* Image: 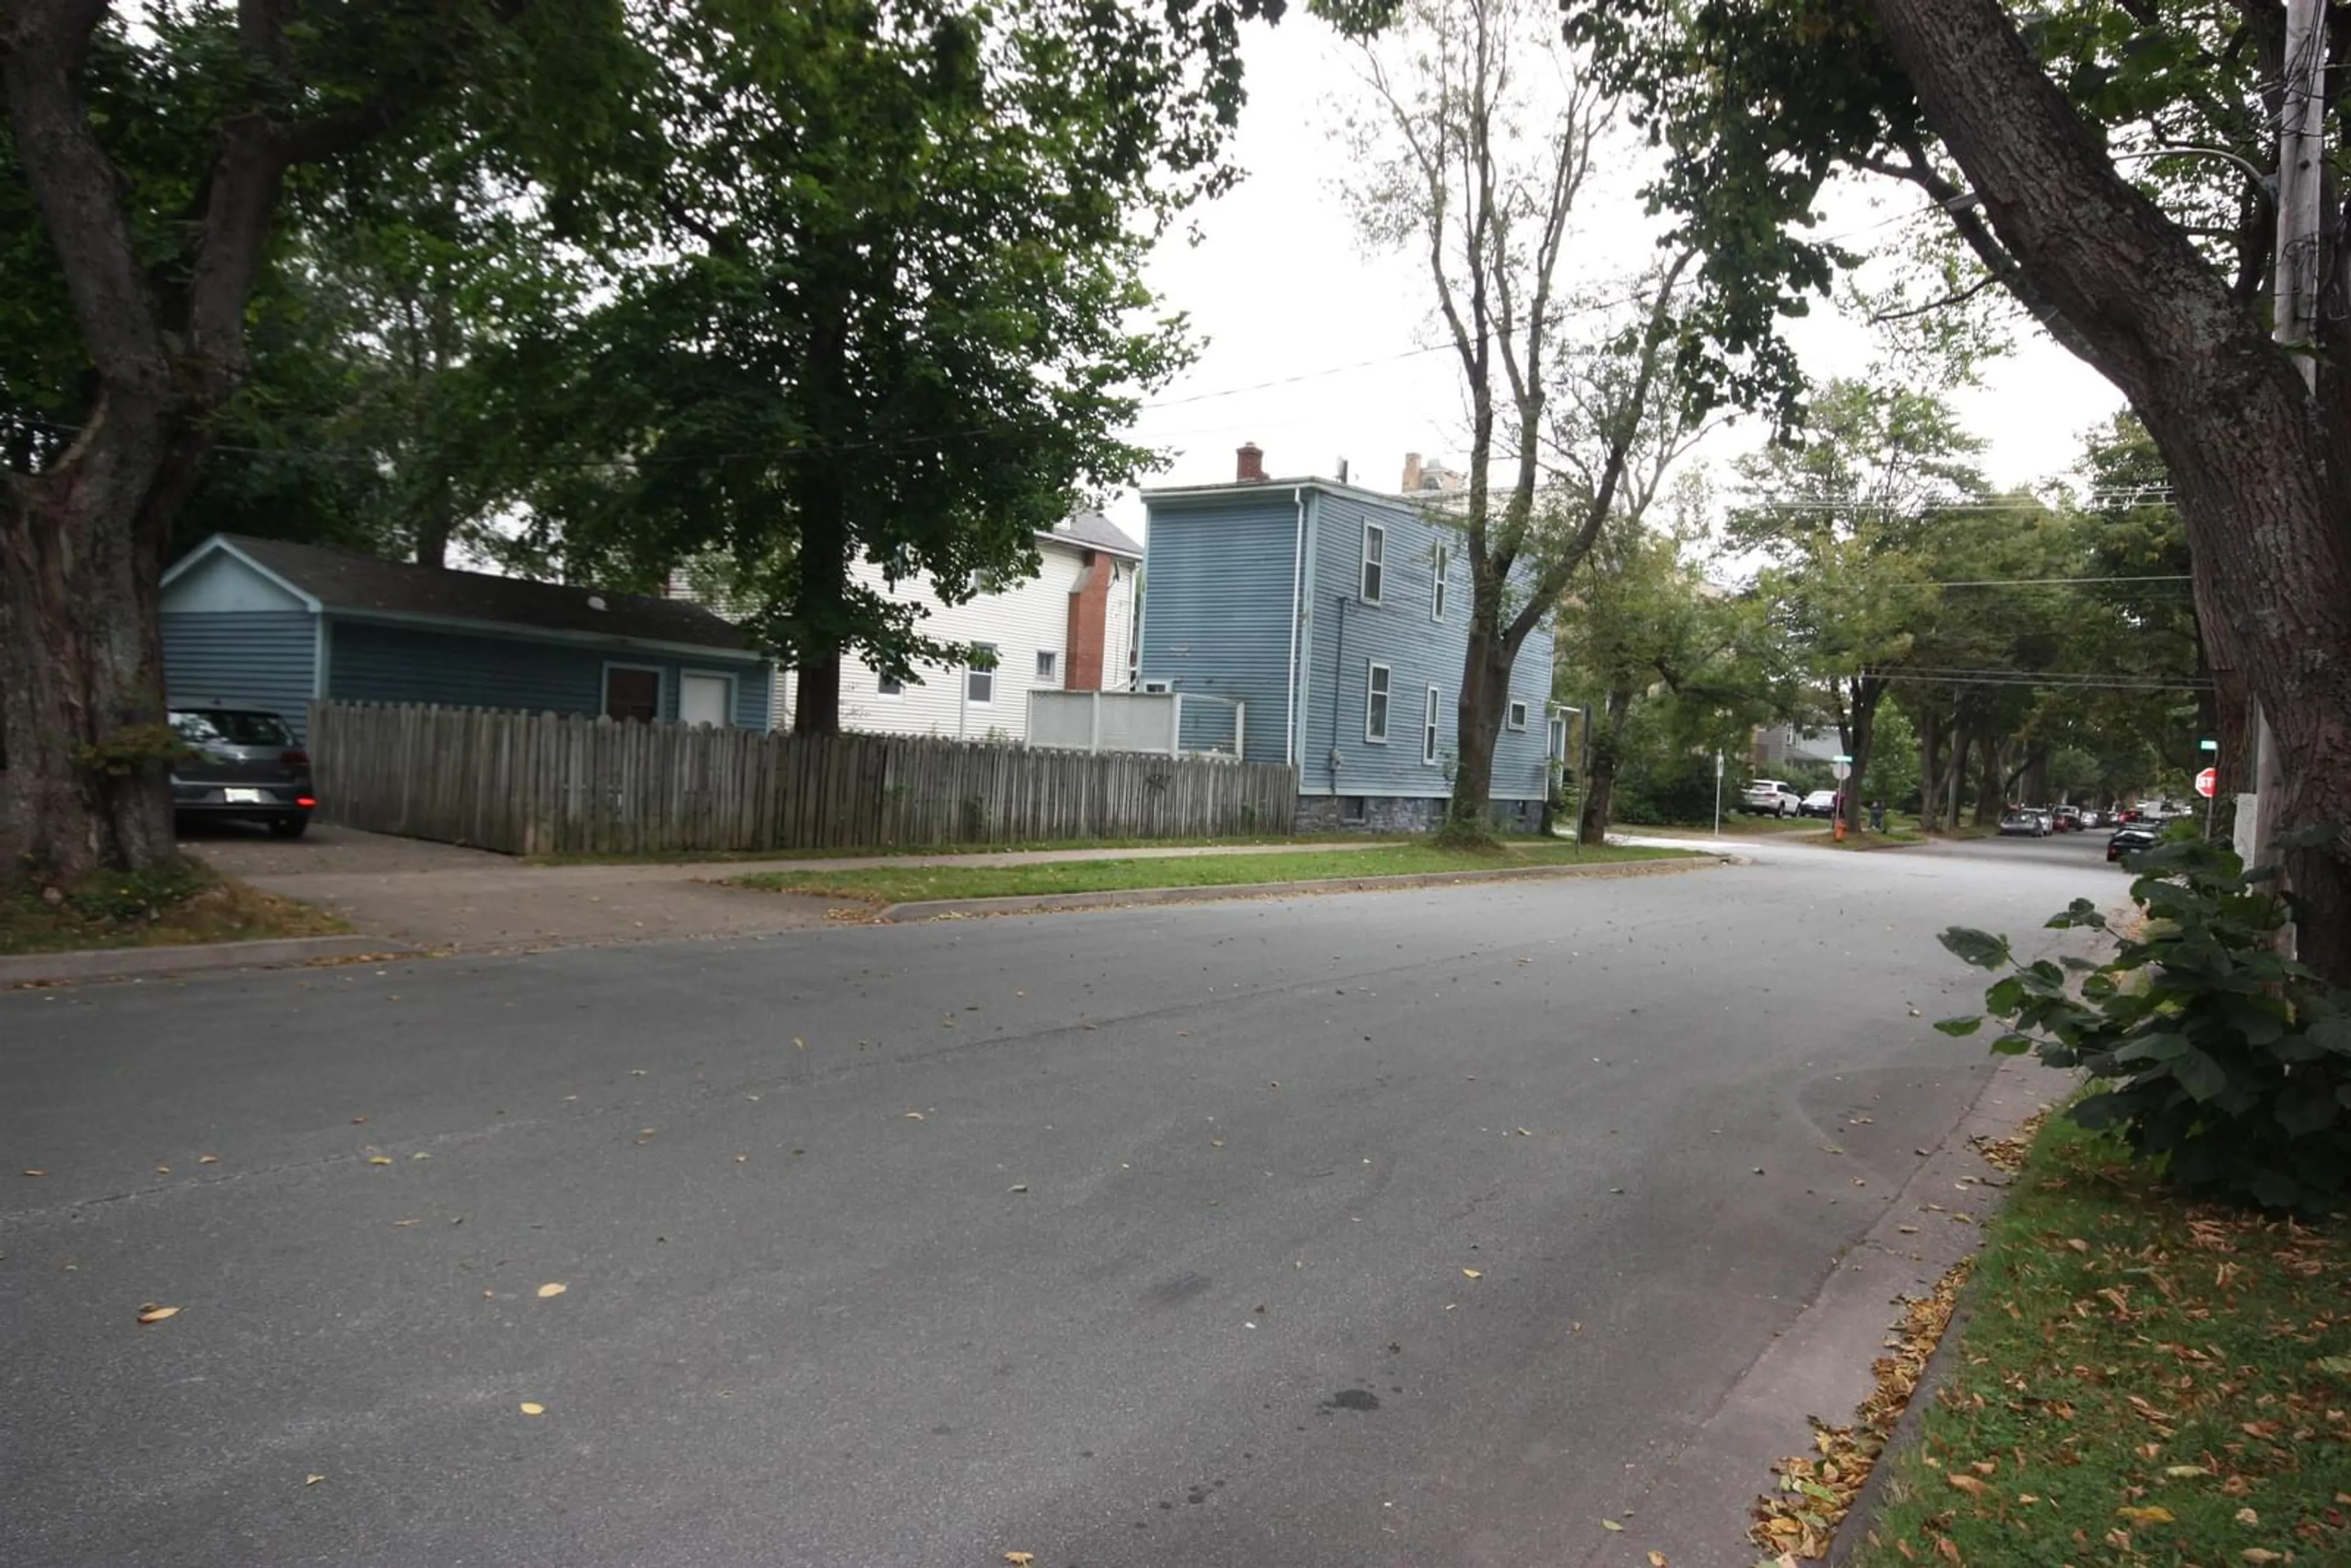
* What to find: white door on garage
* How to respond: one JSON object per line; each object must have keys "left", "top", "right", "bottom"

{"left": 677, "top": 672, "right": 732, "bottom": 727}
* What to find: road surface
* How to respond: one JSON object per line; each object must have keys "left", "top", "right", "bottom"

{"left": 2, "top": 831, "right": 2117, "bottom": 1567}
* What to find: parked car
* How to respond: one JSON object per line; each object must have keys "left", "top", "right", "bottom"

{"left": 1799, "top": 789, "right": 1840, "bottom": 819}
{"left": 2050, "top": 805, "right": 2084, "bottom": 832}
{"left": 169, "top": 707, "right": 315, "bottom": 838}
{"left": 1741, "top": 779, "right": 1802, "bottom": 817}
{"left": 1999, "top": 808, "right": 2052, "bottom": 838}
{"left": 2075, "top": 808, "right": 2102, "bottom": 830}
{"left": 2106, "top": 823, "right": 2159, "bottom": 863}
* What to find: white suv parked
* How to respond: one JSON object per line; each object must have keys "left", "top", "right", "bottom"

{"left": 1741, "top": 779, "right": 1802, "bottom": 817}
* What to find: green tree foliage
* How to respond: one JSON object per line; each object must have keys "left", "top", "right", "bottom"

{"left": 497, "top": 0, "right": 1266, "bottom": 730}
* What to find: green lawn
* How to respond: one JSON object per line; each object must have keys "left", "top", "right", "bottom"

{"left": 1842, "top": 1117, "right": 2350, "bottom": 1568}
{"left": 526, "top": 832, "right": 1388, "bottom": 866}
{"left": 731, "top": 838, "right": 1689, "bottom": 906}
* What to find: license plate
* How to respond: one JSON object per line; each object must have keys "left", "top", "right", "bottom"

{"left": 223, "top": 787, "right": 266, "bottom": 803}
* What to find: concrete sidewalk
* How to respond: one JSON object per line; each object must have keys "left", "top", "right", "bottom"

{"left": 186, "top": 826, "right": 1398, "bottom": 955}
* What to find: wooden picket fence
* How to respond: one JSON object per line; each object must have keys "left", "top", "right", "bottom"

{"left": 307, "top": 702, "right": 1299, "bottom": 856}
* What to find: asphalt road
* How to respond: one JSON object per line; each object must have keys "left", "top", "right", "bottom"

{"left": 2, "top": 831, "right": 2119, "bottom": 1568}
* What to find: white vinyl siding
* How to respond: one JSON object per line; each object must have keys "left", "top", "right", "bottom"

{"left": 1365, "top": 661, "right": 1390, "bottom": 743}
{"left": 1431, "top": 544, "right": 1447, "bottom": 621}
{"left": 1360, "top": 522, "right": 1385, "bottom": 604}
{"left": 778, "top": 539, "right": 1134, "bottom": 741}
{"left": 1422, "top": 686, "right": 1440, "bottom": 765}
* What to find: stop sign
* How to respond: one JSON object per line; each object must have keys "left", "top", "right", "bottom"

{"left": 2195, "top": 767, "right": 2217, "bottom": 799}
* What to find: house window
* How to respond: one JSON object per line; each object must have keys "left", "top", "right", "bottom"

{"left": 1548, "top": 714, "right": 1568, "bottom": 762}
{"left": 1360, "top": 522, "right": 1385, "bottom": 604}
{"left": 1423, "top": 686, "right": 1441, "bottom": 765}
{"left": 1341, "top": 795, "right": 1368, "bottom": 823}
{"left": 1141, "top": 678, "right": 1173, "bottom": 694}
{"left": 1507, "top": 699, "right": 1528, "bottom": 731}
{"left": 604, "top": 665, "right": 661, "bottom": 723}
{"left": 1036, "top": 649, "right": 1058, "bottom": 683}
{"left": 1365, "top": 661, "right": 1390, "bottom": 742}
{"left": 966, "top": 643, "right": 998, "bottom": 704}
{"left": 1431, "top": 544, "right": 1448, "bottom": 621}
{"left": 877, "top": 673, "right": 905, "bottom": 697}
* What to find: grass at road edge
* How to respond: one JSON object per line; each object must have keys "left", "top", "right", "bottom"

{"left": 1828, "top": 1116, "right": 2349, "bottom": 1568}
{"left": 0, "top": 858, "right": 346, "bottom": 956}
{"left": 525, "top": 832, "right": 1386, "bottom": 866}
{"left": 730, "top": 839, "right": 1689, "bottom": 905}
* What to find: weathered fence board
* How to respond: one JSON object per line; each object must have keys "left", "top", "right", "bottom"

{"left": 309, "top": 702, "right": 1298, "bottom": 856}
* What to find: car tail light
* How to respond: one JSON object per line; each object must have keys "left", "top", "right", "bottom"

{"left": 296, "top": 796, "right": 317, "bottom": 809}
{"left": 281, "top": 749, "right": 310, "bottom": 768}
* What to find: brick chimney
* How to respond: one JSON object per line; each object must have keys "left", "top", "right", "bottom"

{"left": 1401, "top": 452, "right": 1423, "bottom": 492}
{"left": 1236, "top": 442, "right": 1266, "bottom": 483}
{"left": 1064, "top": 552, "right": 1113, "bottom": 689}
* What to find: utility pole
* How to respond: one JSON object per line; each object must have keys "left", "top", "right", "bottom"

{"left": 2238, "top": 0, "right": 2325, "bottom": 890}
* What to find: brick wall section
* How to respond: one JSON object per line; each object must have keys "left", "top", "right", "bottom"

{"left": 1063, "top": 551, "right": 1112, "bottom": 690}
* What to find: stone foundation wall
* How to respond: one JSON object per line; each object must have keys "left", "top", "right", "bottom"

{"left": 1292, "top": 794, "right": 1548, "bottom": 835}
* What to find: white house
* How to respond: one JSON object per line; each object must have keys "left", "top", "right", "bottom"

{"left": 773, "top": 511, "right": 1143, "bottom": 741}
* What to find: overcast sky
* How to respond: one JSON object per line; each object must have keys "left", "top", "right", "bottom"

{"left": 1101, "top": 17, "right": 2124, "bottom": 541}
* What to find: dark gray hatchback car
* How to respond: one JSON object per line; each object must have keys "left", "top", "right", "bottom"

{"left": 169, "top": 707, "right": 315, "bottom": 838}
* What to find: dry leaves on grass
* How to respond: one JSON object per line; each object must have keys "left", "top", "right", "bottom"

{"left": 1748, "top": 1259, "right": 1973, "bottom": 1561}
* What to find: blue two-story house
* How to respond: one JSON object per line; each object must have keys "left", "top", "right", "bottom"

{"left": 1138, "top": 446, "right": 1558, "bottom": 831}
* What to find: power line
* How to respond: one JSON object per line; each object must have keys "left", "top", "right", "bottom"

{"left": 1926, "top": 574, "right": 2193, "bottom": 589}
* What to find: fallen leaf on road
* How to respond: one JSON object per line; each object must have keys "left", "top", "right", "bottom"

{"left": 351, "top": 1116, "right": 367, "bottom": 1124}
{"left": 1461, "top": 1268, "right": 1482, "bottom": 1280}
{"left": 1209, "top": 1139, "right": 1224, "bottom": 1147}
{"left": 1003, "top": 1554, "right": 1034, "bottom": 1566}
{"left": 305, "top": 1474, "right": 325, "bottom": 1485}
{"left": 410, "top": 1152, "right": 430, "bottom": 1161}
{"left": 367, "top": 1156, "right": 392, "bottom": 1166}
{"left": 1899, "top": 1225, "right": 1919, "bottom": 1234}
{"left": 1600, "top": 1518, "right": 1623, "bottom": 1531}
{"left": 792, "top": 1037, "right": 806, "bottom": 1049}
{"left": 1649, "top": 1555, "right": 1668, "bottom": 1567}
{"left": 903, "top": 1111, "right": 925, "bottom": 1121}
{"left": 1821, "top": 1144, "right": 1845, "bottom": 1155}
{"left": 156, "top": 1165, "right": 171, "bottom": 1176}
{"left": 536, "top": 1283, "right": 566, "bottom": 1299}
{"left": 198, "top": 1154, "right": 219, "bottom": 1165}
{"left": 22, "top": 1169, "right": 45, "bottom": 1177}
{"left": 137, "top": 1304, "right": 180, "bottom": 1323}
{"left": 518, "top": 1402, "right": 546, "bottom": 1417}
{"left": 735, "top": 1154, "right": 747, "bottom": 1163}
{"left": 1753, "top": 1166, "right": 1766, "bottom": 1175}
{"left": 391, "top": 1218, "right": 420, "bottom": 1228}
{"left": 1008, "top": 1184, "right": 1029, "bottom": 1193}
{"left": 1514, "top": 1127, "right": 1531, "bottom": 1136}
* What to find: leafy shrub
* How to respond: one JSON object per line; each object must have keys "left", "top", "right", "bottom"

{"left": 1608, "top": 752, "right": 1719, "bottom": 825}
{"left": 1937, "top": 838, "right": 2351, "bottom": 1214}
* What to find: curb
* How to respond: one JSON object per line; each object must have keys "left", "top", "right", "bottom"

{"left": 1826, "top": 1296, "right": 1979, "bottom": 1568}
{"left": 0, "top": 934, "right": 415, "bottom": 988}
{"left": 876, "top": 853, "right": 1723, "bottom": 921}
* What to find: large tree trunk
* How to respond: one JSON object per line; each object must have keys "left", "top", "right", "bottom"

{"left": 1839, "top": 677, "right": 1883, "bottom": 834}
{"left": 1872, "top": 0, "right": 2351, "bottom": 984}
{"left": 1577, "top": 686, "right": 1632, "bottom": 844}
{"left": 1449, "top": 629, "right": 1510, "bottom": 831}
{"left": 1973, "top": 733, "right": 2004, "bottom": 827}
{"left": 1, "top": 430, "right": 181, "bottom": 883}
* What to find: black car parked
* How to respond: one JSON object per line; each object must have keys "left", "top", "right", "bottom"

{"left": 169, "top": 707, "right": 315, "bottom": 838}
{"left": 2105, "top": 823, "right": 2159, "bottom": 863}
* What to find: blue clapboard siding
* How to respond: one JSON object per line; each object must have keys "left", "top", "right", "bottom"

{"left": 1136, "top": 490, "right": 1299, "bottom": 765}
{"left": 1297, "top": 491, "right": 1555, "bottom": 801}
{"left": 328, "top": 619, "right": 771, "bottom": 728}
{"left": 162, "top": 612, "right": 320, "bottom": 743}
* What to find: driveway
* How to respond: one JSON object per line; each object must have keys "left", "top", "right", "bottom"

{"left": 1, "top": 834, "right": 2108, "bottom": 1567}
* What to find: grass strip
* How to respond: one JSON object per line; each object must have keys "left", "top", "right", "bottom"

{"left": 1830, "top": 1116, "right": 2350, "bottom": 1568}
{"left": 0, "top": 858, "right": 346, "bottom": 956}
{"left": 731, "top": 839, "right": 1687, "bottom": 905}
{"left": 526, "top": 832, "right": 1384, "bottom": 866}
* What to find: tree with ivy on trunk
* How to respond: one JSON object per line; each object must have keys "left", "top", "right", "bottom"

{"left": 1567, "top": 0, "right": 2351, "bottom": 983}
{"left": 0, "top": 0, "right": 623, "bottom": 888}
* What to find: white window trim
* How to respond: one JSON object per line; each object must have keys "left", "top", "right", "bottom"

{"left": 876, "top": 672, "right": 906, "bottom": 698}
{"left": 1140, "top": 678, "right": 1173, "bottom": 694}
{"left": 1431, "top": 543, "right": 1448, "bottom": 621}
{"left": 678, "top": 667, "right": 740, "bottom": 728}
{"left": 1365, "top": 661, "right": 1391, "bottom": 743}
{"left": 966, "top": 643, "right": 999, "bottom": 705}
{"left": 601, "top": 661, "right": 666, "bottom": 721}
{"left": 1507, "top": 699, "right": 1529, "bottom": 731}
{"left": 1035, "top": 649, "right": 1059, "bottom": 682}
{"left": 1548, "top": 714, "right": 1567, "bottom": 761}
{"left": 1360, "top": 521, "right": 1385, "bottom": 604}
{"left": 1422, "top": 685, "right": 1441, "bottom": 765}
